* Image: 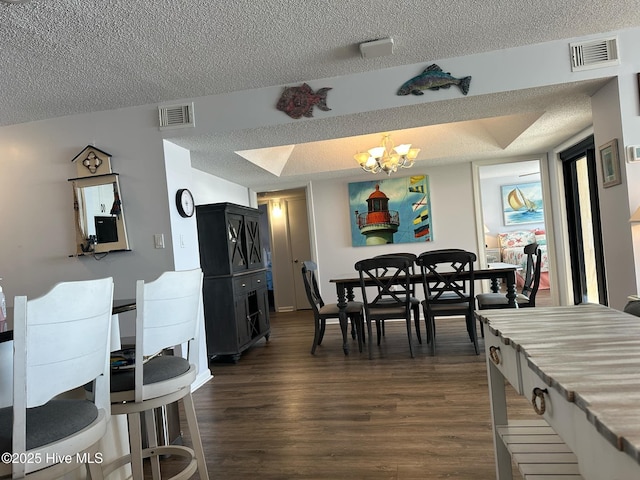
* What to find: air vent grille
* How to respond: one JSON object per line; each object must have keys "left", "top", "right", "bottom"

{"left": 158, "top": 103, "right": 195, "bottom": 129}
{"left": 570, "top": 37, "right": 619, "bottom": 71}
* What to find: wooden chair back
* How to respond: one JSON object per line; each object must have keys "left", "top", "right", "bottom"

{"left": 301, "top": 260, "right": 324, "bottom": 312}
{"left": 9, "top": 277, "right": 114, "bottom": 477}
{"left": 133, "top": 268, "right": 203, "bottom": 401}
{"left": 521, "top": 242, "right": 542, "bottom": 307}
{"left": 354, "top": 256, "right": 412, "bottom": 311}
{"left": 416, "top": 249, "right": 476, "bottom": 303}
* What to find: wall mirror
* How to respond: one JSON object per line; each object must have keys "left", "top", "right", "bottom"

{"left": 69, "top": 145, "right": 131, "bottom": 256}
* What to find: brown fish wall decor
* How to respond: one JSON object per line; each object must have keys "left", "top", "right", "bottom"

{"left": 276, "top": 83, "right": 332, "bottom": 119}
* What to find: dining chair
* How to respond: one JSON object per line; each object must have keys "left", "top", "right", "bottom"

{"left": 103, "top": 268, "right": 209, "bottom": 480}
{"left": 301, "top": 260, "right": 364, "bottom": 355}
{"left": 372, "top": 253, "right": 422, "bottom": 344}
{"left": 476, "top": 242, "right": 542, "bottom": 314}
{"left": 416, "top": 249, "right": 478, "bottom": 355}
{"left": 354, "top": 256, "right": 414, "bottom": 359}
{"left": 0, "top": 277, "right": 114, "bottom": 479}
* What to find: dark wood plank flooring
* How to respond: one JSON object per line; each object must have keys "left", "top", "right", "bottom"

{"left": 145, "top": 307, "right": 544, "bottom": 479}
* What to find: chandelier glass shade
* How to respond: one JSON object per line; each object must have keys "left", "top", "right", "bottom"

{"left": 354, "top": 134, "right": 420, "bottom": 175}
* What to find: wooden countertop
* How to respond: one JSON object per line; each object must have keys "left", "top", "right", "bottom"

{"left": 476, "top": 303, "right": 640, "bottom": 465}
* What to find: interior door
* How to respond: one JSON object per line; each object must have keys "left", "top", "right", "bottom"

{"left": 286, "top": 197, "right": 313, "bottom": 310}
{"left": 560, "top": 136, "right": 608, "bottom": 305}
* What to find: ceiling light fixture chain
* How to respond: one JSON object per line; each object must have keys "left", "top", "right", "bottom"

{"left": 354, "top": 133, "right": 420, "bottom": 176}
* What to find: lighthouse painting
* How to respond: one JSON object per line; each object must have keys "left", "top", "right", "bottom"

{"left": 348, "top": 175, "right": 433, "bottom": 246}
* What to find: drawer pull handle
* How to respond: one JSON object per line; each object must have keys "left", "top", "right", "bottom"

{"left": 531, "top": 387, "right": 548, "bottom": 415}
{"left": 489, "top": 346, "right": 501, "bottom": 365}
{"left": 241, "top": 283, "right": 246, "bottom": 288}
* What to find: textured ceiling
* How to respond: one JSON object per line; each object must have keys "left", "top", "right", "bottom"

{"left": 3, "top": 1, "right": 639, "bottom": 190}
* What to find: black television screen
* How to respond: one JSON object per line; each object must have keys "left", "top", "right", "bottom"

{"left": 95, "top": 216, "right": 118, "bottom": 243}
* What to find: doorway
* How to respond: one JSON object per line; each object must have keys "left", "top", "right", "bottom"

{"left": 257, "top": 188, "right": 312, "bottom": 312}
{"left": 560, "top": 136, "right": 608, "bottom": 305}
{"left": 476, "top": 159, "right": 553, "bottom": 303}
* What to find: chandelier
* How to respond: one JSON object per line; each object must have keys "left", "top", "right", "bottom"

{"left": 354, "top": 133, "right": 420, "bottom": 175}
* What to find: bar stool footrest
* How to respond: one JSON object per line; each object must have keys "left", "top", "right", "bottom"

{"left": 102, "top": 445, "right": 198, "bottom": 480}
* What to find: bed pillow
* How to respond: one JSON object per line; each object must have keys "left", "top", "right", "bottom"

{"left": 498, "top": 230, "right": 536, "bottom": 248}
{"left": 534, "top": 228, "right": 547, "bottom": 245}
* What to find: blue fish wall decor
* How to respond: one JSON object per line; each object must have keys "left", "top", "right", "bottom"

{"left": 397, "top": 64, "right": 471, "bottom": 96}
{"left": 276, "top": 83, "right": 332, "bottom": 119}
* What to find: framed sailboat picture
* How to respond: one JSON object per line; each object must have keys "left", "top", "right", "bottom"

{"left": 501, "top": 182, "right": 543, "bottom": 226}
{"left": 348, "top": 174, "right": 432, "bottom": 246}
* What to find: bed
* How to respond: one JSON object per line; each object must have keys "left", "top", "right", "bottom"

{"left": 498, "top": 229, "right": 550, "bottom": 289}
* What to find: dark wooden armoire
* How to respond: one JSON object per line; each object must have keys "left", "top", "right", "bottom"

{"left": 196, "top": 202, "right": 270, "bottom": 361}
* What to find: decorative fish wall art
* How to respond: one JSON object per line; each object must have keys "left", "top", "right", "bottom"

{"left": 276, "top": 83, "right": 332, "bottom": 119}
{"left": 397, "top": 64, "right": 471, "bottom": 96}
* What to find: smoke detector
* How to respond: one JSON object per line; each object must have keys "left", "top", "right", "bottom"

{"left": 359, "top": 38, "right": 394, "bottom": 59}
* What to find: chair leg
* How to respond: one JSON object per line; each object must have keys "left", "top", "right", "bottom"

{"left": 311, "top": 316, "right": 322, "bottom": 354}
{"left": 425, "top": 315, "right": 436, "bottom": 355}
{"left": 375, "top": 320, "right": 382, "bottom": 345}
{"left": 366, "top": 317, "right": 374, "bottom": 359}
{"left": 86, "top": 444, "right": 105, "bottom": 480}
{"left": 127, "top": 412, "right": 145, "bottom": 480}
{"left": 413, "top": 305, "right": 422, "bottom": 344}
{"left": 319, "top": 318, "right": 326, "bottom": 344}
{"left": 468, "top": 314, "right": 480, "bottom": 355}
{"left": 143, "top": 409, "right": 161, "bottom": 480}
{"left": 350, "top": 314, "right": 364, "bottom": 353}
{"left": 405, "top": 316, "right": 414, "bottom": 358}
{"left": 182, "top": 392, "right": 210, "bottom": 480}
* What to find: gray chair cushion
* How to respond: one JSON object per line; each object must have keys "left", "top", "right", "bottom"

{"left": 624, "top": 300, "right": 640, "bottom": 317}
{"left": 477, "top": 292, "right": 530, "bottom": 307}
{"left": 0, "top": 399, "right": 98, "bottom": 452}
{"left": 318, "top": 301, "right": 362, "bottom": 316}
{"left": 110, "top": 354, "right": 191, "bottom": 393}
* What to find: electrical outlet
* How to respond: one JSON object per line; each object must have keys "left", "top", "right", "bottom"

{"left": 154, "top": 234, "right": 165, "bottom": 249}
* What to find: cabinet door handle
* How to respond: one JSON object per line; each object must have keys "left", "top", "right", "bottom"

{"left": 489, "top": 346, "right": 501, "bottom": 365}
{"left": 256, "top": 279, "right": 261, "bottom": 283}
{"left": 531, "top": 387, "right": 548, "bottom": 415}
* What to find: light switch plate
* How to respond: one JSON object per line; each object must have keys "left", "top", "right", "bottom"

{"left": 154, "top": 234, "right": 165, "bottom": 249}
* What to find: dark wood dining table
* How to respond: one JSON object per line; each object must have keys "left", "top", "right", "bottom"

{"left": 329, "top": 264, "right": 518, "bottom": 355}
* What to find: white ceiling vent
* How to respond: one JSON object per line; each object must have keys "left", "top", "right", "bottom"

{"left": 570, "top": 37, "right": 619, "bottom": 71}
{"left": 158, "top": 103, "right": 195, "bottom": 130}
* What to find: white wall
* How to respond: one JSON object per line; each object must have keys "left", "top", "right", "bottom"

{"left": 0, "top": 106, "right": 175, "bottom": 304}
{"left": 592, "top": 79, "right": 639, "bottom": 308}
{"left": 162, "top": 140, "right": 253, "bottom": 386}
{"left": 310, "top": 164, "right": 479, "bottom": 301}
{"left": 192, "top": 168, "right": 252, "bottom": 207}
{"left": 167, "top": 29, "right": 640, "bottom": 143}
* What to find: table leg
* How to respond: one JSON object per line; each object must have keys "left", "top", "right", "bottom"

{"left": 505, "top": 271, "right": 518, "bottom": 308}
{"left": 336, "top": 283, "right": 350, "bottom": 355}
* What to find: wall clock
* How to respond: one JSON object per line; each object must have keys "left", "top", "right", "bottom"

{"left": 176, "top": 188, "right": 195, "bottom": 218}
